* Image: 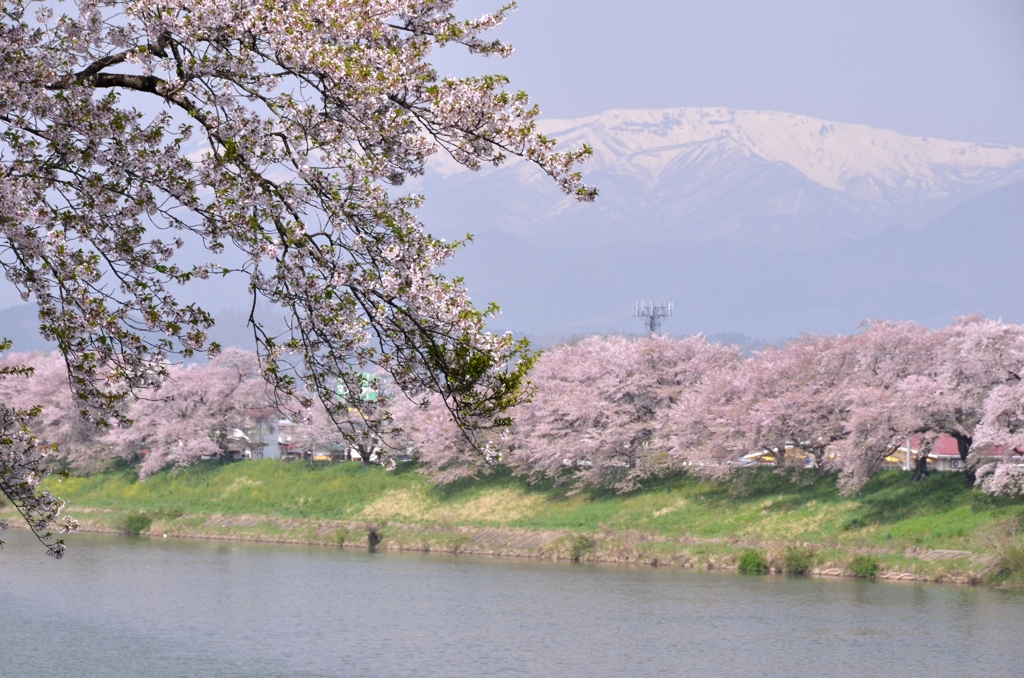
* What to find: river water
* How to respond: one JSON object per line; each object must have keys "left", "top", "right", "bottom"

{"left": 1, "top": 531, "right": 1022, "bottom": 677}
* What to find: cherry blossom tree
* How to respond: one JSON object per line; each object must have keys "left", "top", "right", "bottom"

{"left": 813, "top": 318, "right": 1024, "bottom": 491}
{"left": 0, "top": 340, "right": 77, "bottom": 557}
{"left": 825, "top": 321, "right": 939, "bottom": 493}
{"left": 0, "top": 348, "right": 288, "bottom": 476}
{"left": 752, "top": 335, "right": 858, "bottom": 469}
{"left": 928, "top": 317, "right": 1024, "bottom": 485}
{"left": 665, "top": 324, "right": 966, "bottom": 493}
{"left": 660, "top": 363, "right": 747, "bottom": 478}
{"left": 974, "top": 381, "right": 1024, "bottom": 495}
{"left": 667, "top": 334, "right": 856, "bottom": 475}
{"left": 0, "top": 350, "right": 116, "bottom": 471}
{"left": 385, "top": 391, "right": 507, "bottom": 481}
{"left": 514, "top": 335, "right": 740, "bottom": 492}
{"left": 842, "top": 317, "right": 1024, "bottom": 489}
{"left": 104, "top": 348, "right": 278, "bottom": 477}
{"left": 1, "top": 0, "right": 595, "bottom": 545}
{"left": 969, "top": 322, "right": 1024, "bottom": 495}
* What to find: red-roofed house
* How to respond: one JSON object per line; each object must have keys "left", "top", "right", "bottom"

{"left": 890, "top": 434, "right": 1023, "bottom": 472}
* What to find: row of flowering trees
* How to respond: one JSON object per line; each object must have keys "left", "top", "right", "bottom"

{"left": 2, "top": 316, "right": 1023, "bottom": 496}
{"left": 0, "top": 348, "right": 275, "bottom": 477}
{"left": 401, "top": 316, "right": 1024, "bottom": 496}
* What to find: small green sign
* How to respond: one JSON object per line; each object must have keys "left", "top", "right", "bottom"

{"left": 335, "top": 372, "right": 384, "bottom": 402}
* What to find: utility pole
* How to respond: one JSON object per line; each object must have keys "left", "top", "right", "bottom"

{"left": 634, "top": 300, "right": 673, "bottom": 335}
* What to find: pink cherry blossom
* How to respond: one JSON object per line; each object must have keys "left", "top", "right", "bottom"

{"left": 0, "top": 0, "right": 592, "bottom": 432}
{"left": 2, "top": 0, "right": 596, "bottom": 545}
{"left": 513, "top": 335, "right": 741, "bottom": 492}
{"left": 105, "top": 348, "right": 277, "bottom": 477}
{"left": 665, "top": 333, "right": 857, "bottom": 477}
{"left": 0, "top": 342, "right": 77, "bottom": 557}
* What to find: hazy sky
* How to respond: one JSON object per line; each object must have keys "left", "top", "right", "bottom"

{"left": 1, "top": 1, "right": 1021, "bottom": 313}
{"left": 438, "top": 0, "right": 1024, "bottom": 144}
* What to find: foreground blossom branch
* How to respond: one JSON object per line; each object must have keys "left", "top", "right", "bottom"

{"left": 1, "top": 0, "right": 596, "bottom": 545}
{"left": 0, "top": 340, "right": 77, "bottom": 557}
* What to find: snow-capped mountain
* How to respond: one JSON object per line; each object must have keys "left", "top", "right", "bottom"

{"left": 406, "top": 107, "right": 1024, "bottom": 339}
{"left": 539, "top": 107, "right": 1024, "bottom": 201}
{"left": 418, "top": 107, "right": 1024, "bottom": 250}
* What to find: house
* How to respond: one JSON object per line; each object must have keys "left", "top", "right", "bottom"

{"left": 888, "top": 434, "right": 1024, "bottom": 472}
{"left": 275, "top": 419, "right": 306, "bottom": 461}
{"left": 733, "top": 435, "right": 1023, "bottom": 473}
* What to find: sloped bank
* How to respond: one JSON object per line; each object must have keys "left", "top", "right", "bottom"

{"left": 6, "top": 460, "right": 1024, "bottom": 585}
{"left": 27, "top": 505, "right": 997, "bottom": 585}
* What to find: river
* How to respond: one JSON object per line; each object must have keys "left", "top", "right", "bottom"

{"left": 1, "top": 531, "right": 1022, "bottom": 677}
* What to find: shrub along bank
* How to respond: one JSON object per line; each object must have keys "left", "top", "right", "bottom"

{"left": 8, "top": 460, "right": 1024, "bottom": 585}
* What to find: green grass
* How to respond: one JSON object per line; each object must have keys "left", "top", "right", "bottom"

{"left": 49, "top": 459, "right": 427, "bottom": 520}
{"left": 119, "top": 512, "right": 153, "bottom": 536}
{"left": 850, "top": 554, "right": 880, "bottom": 579}
{"left": 18, "top": 461, "right": 1024, "bottom": 579}
{"left": 569, "top": 533, "right": 596, "bottom": 562}
{"left": 782, "top": 545, "right": 817, "bottom": 574}
{"left": 737, "top": 549, "right": 769, "bottom": 573}
{"left": 987, "top": 540, "right": 1024, "bottom": 587}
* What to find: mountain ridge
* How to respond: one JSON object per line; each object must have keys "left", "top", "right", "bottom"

{"left": 416, "top": 106, "right": 1024, "bottom": 250}
{"left": 438, "top": 178, "right": 1024, "bottom": 339}
{"left": 534, "top": 107, "right": 1024, "bottom": 196}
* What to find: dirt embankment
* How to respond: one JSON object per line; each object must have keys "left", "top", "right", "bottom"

{"left": 24, "top": 506, "right": 997, "bottom": 586}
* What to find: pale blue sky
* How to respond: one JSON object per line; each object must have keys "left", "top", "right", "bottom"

{"left": 439, "top": 0, "right": 1024, "bottom": 144}
{"left": 2, "top": 0, "right": 1021, "bottom": 315}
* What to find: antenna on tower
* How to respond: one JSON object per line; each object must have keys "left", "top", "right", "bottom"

{"left": 633, "top": 300, "right": 673, "bottom": 335}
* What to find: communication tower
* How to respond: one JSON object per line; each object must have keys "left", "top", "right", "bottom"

{"left": 634, "top": 300, "right": 673, "bottom": 335}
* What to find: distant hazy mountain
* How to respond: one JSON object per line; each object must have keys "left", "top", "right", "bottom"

{"left": 0, "top": 304, "right": 52, "bottom": 353}
{"left": 404, "top": 108, "right": 1024, "bottom": 339}
{"left": 441, "top": 178, "right": 1024, "bottom": 339}
{"left": 0, "top": 300, "right": 289, "bottom": 355}
{"left": 417, "top": 107, "right": 1024, "bottom": 251}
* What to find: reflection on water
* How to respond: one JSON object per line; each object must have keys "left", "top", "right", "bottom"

{"left": 1, "top": 531, "right": 1022, "bottom": 677}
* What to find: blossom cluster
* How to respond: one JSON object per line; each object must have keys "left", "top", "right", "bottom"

{"left": 0, "top": 342, "right": 77, "bottom": 557}
{"left": 398, "top": 317, "right": 1024, "bottom": 495}
{"left": 1, "top": 0, "right": 594, "bottom": 546}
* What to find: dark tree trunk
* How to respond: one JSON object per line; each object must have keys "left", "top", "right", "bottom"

{"left": 356, "top": 440, "right": 376, "bottom": 465}
{"left": 811, "top": 446, "right": 827, "bottom": 474}
{"left": 952, "top": 433, "right": 975, "bottom": 486}
{"left": 912, "top": 452, "right": 929, "bottom": 481}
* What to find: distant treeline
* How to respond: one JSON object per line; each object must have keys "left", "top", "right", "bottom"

{"left": 2, "top": 316, "right": 1023, "bottom": 496}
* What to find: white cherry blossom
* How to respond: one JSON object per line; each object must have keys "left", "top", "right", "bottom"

{"left": 0, "top": 0, "right": 595, "bottom": 550}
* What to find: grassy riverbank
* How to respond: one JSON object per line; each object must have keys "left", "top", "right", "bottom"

{"left": 9, "top": 460, "right": 1024, "bottom": 585}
